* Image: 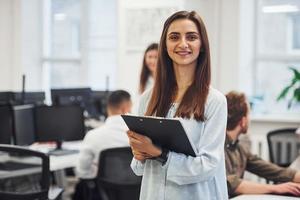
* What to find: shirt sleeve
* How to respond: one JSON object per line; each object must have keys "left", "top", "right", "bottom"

{"left": 130, "top": 90, "right": 152, "bottom": 176}
{"left": 76, "top": 137, "right": 97, "bottom": 179}
{"left": 166, "top": 93, "right": 228, "bottom": 185}
{"left": 227, "top": 174, "right": 243, "bottom": 197}
{"left": 245, "top": 149, "right": 297, "bottom": 182}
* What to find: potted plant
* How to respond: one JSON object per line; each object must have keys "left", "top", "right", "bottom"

{"left": 277, "top": 66, "right": 300, "bottom": 109}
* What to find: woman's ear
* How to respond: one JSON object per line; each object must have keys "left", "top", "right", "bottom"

{"left": 240, "top": 116, "right": 247, "bottom": 128}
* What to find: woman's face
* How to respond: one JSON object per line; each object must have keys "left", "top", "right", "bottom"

{"left": 166, "top": 19, "right": 201, "bottom": 67}
{"left": 145, "top": 49, "right": 158, "bottom": 75}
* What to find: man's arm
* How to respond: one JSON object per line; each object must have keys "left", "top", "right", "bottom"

{"left": 235, "top": 180, "right": 300, "bottom": 196}
{"left": 245, "top": 150, "right": 297, "bottom": 183}
{"left": 293, "top": 171, "right": 300, "bottom": 183}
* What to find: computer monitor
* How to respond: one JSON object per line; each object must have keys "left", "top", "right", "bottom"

{"left": 34, "top": 105, "right": 85, "bottom": 148}
{"left": 12, "top": 105, "right": 36, "bottom": 146}
{"left": 0, "top": 92, "right": 14, "bottom": 105}
{"left": 87, "top": 90, "right": 111, "bottom": 119}
{"left": 13, "top": 92, "right": 45, "bottom": 105}
{"left": 0, "top": 105, "right": 13, "bottom": 144}
{"left": 51, "top": 88, "right": 92, "bottom": 108}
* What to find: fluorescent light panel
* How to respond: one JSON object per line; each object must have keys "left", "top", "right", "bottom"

{"left": 54, "top": 13, "right": 67, "bottom": 21}
{"left": 262, "top": 4, "right": 299, "bottom": 13}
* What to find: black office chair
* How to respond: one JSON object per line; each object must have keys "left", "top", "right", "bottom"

{"left": 96, "top": 147, "right": 142, "bottom": 200}
{"left": 0, "top": 144, "right": 63, "bottom": 200}
{"left": 267, "top": 128, "right": 300, "bottom": 167}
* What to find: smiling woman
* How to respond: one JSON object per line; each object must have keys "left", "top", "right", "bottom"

{"left": 166, "top": 19, "right": 201, "bottom": 68}
{"left": 127, "top": 11, "right": 228, "bottom": 200}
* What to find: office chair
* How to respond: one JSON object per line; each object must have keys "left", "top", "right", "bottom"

{"left": 267, "top": 128, "right": 300, "bottom": 167}
{"left": 96, "top": 147, "right": 142, "bottom": 200}
{"left": 0, "top": 144, "right": 63, "bottom": 200}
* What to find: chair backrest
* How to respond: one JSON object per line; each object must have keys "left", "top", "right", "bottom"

{"left": 96, "top": 147, "right": 141, "bottom": 200}
{"left": 267, "top": 128, "right": 300, "bottom": 167}
{"left": 0, "top": 144, "right": 50, "bottom": 200}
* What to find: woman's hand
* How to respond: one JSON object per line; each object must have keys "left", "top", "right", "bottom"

{"left": 127, "top": 130, "right": 162, "bottom": 161}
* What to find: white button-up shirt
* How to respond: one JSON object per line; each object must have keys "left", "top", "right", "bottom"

{"left": 76, "top": 115, "right": 129, "bottom": 179}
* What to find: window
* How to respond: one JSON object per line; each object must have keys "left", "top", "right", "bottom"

{"left": 42, "top": 0, "right": 117, "bottom": 102}
{"left": 253, "top": 0, "right": 300, "bottom": 115}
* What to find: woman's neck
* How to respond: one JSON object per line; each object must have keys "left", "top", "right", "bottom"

{"left": 173, "top": 63, "right": 196, "bottom": 102}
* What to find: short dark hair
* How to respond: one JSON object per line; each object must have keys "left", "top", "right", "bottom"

{"left": 225, "top": 91, "right": 248, "bottom": 131}
{"left": 107, "top": 90, "right": 131, "bottom": 109}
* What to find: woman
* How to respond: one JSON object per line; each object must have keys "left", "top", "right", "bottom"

{"left": 127, "top": 11, "right": 228, "bottom": 200}
{"left": 139, "top": 43, "right": 159, "bottom": 94}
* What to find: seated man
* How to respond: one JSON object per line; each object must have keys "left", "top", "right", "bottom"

{"left": 225, "top": 91, "right": 300, "bottom": 198}
{"left": 76, "top": 90, "right": 132, "bottom": 178}
{"left": 73, "top": 90, "right": 131, "bottom": 200}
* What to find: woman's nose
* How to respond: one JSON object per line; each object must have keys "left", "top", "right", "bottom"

{"left": 178, "top": 38, "right": 188, "bottom": 49}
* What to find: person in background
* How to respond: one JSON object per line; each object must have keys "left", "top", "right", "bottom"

{"left": 225, "top": 91, "right": 300, "bottom": 198}
{"left": 73, "top": 90, "right": 132, "bottom": 200}
{"left": 139, "top": 43, "right": 159, "bottom": 94}
{"left": 127, "top": 11, "right": 228, "bottom": 200}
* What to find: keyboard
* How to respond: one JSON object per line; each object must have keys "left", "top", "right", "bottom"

{"left": 48, "top": 149, "right": 79, "bottom": 156}
{"left": 0, "top": 161, "right": 39, "bottom": 171}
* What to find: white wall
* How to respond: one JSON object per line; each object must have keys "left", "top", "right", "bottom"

{"left": 116, "top": 0, "right": 245, "bottom": 98}
{"left": 0, "top": 0, "right": 42, "bottom": 92}
{"left": 0, "top": 0, "right": 246, "bottom": 94}
{"left": 0, "top": 0, "right": 14, "bottom": 90}
{"left": 21, "top": 0, "right": 43, "bottom": 91}
{"left": 116, "top": 0, "right": 184, "bottom": 105}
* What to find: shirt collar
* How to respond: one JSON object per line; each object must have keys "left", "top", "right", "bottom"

{"left": 105, "top": 115, "right": 126, "bottom": 127}
{"left": 225, "top": 134, "right": 239, "bottom": 150}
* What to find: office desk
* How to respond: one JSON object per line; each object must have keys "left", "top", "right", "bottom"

{"left": 231, "top": 194, "right": 299, "bottom": 200}
{"left": 30, "top": 141, "right": 82, "bottom": 187}
{"left": 49, "top": 141, "right": 82, "bottom": 187}
{"left": 30, "top": 141, "right": 81, "bottom": 171}
{"left": 0, "top": 142, "right": 81, "bottom": 189}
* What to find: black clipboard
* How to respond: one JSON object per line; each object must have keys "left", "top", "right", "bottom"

{"left": 121, "top": 115, "right": 196, "bottom": 157}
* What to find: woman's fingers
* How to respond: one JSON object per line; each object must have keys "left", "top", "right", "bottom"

{"left": 127, "top": 130, "right": 151, "bottom": 142}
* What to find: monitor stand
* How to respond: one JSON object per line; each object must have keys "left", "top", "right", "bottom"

{"left": 48, "top": 141, "right": 78, "bottom": 156}
{"left": 55, "top": 141, "right": 63, "bottom": 150}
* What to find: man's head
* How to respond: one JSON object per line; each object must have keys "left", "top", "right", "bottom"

{"left": 107, "top": 90, "right": 132, "bottom": 116}
{"left": 226, "top": 91, "right": 250, "bottom": 135}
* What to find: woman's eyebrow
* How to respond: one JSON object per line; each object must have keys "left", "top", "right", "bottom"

{"left": 168, "top": 32, "right": 199, "bottom": 36}
{"left": 167, "top": 32, "right": 180, "bottom": 36}
{"left": 186, "top": 32, "right": 199, "bottom": 35}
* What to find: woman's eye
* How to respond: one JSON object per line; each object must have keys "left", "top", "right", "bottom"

{"left": 187, "top": 35, "right": 198, "bottom": 41}
{"left": 169, "top": 35, "right": 179, "bottom": 41}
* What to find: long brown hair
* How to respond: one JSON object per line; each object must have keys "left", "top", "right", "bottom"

{"left": 139, "top": 43, "right": 159, "bottom": 94}
{"left": 145, "top": 11, "right": 211, "bottom": 121}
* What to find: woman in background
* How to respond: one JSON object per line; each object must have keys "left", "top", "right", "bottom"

{"left": 139, "top": 43, "right": 158, "bottom": 94}
{"left": 127, "top": 11, "right": 228, "bottom": 200}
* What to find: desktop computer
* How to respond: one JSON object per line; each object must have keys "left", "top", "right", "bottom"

{"left": 12, "top": 105, "right": 36, "bottom": 146}
{"left": 34, "top": 105, "right": 85, "bottom": 156}
{"left": 34, "top": 105, "right": 85, "bottom": 147}
{"left": 0, "top": 105, "right": 13, "bottom": 144}
{"left": 0, "top": 92, "right": 15, "bottom": 105}
{"left": 87, "top": 90, "right": 111, "bottom": 119}
{"left": 13, "top": 92, "right": 45, "bottom": 105}
{"left": 51, "top": 88, "right": 91, "bottom": 107}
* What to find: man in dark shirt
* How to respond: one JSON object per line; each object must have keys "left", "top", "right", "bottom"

{"left": 225, "top": 91, "right": 300, "bottom": 197}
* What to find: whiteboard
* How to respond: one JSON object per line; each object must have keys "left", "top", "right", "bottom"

{"left": 125, "top": 7, "right": 179, "bottom": 51}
